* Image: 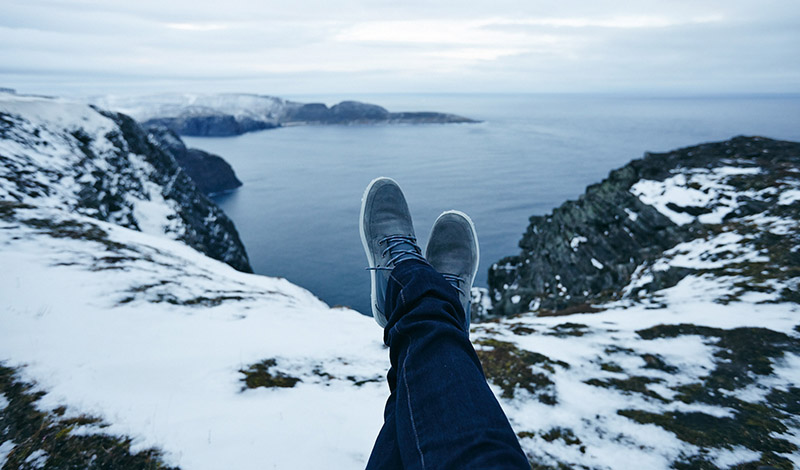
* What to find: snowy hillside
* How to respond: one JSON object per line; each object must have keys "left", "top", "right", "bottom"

{"left": 1, "top": 95, "right": 799, "bottom": 470}
{"left": 0, "top": 202, "right": 388, "bottom": 469}
{"left": 0, "top": 91, "right": 251, "bottom": 272}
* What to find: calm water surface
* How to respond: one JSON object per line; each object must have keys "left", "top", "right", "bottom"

{"left": 185, "top": 94, "right": 800, "bottom": 315}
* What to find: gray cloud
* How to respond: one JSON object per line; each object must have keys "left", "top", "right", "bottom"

{"left": 1, "top": 0, "right": 798, "bottom": 95}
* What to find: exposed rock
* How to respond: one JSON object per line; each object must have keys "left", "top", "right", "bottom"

{"left": 282, "top": 100, "right": 477, "bottom": 125}
{"left": 329, "top": 101, "right": 390, "bottom": 122}
{"left": 143, "top": 115, "right": 278, "bottom": 137}
{"left": 385, "top": 111, "right": 476, "bottom": 124}
{"left": 284, "top": 102, "right": 330, "bottom": 122}
{"left": 145, "top": 125, "right": 242, "bottom": 195}
{"left": 489, "top": 136, "right": 800, "bottom": 316}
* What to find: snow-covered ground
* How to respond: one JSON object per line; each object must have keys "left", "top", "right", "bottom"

{"left": 2, "top": 93, "right": 798, "bottom": 469}
{"left": 2, "top": 202, "right": 797, "bottom": 469}
{"left": 0, "top": 205, "right": 388, "bottom": 469}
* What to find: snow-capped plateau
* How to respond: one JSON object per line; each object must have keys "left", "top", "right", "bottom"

{"left": 2, "top": 92, "right": 798, "bottom": 469}
{"left": 93, "top": 93, "right": 289, "bottom": 124}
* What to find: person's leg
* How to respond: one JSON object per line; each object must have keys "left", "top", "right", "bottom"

{"left": 361, "top": 178, "right": 528, "bottom": 469}
{"left": 382, "top": 259, "right": 529, "bottom": 470}
{"left": 365, "top": 370, "right": 403, "bottom": 470}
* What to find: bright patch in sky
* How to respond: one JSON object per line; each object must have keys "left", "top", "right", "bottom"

{"left": 165, "top": 22, "right": 230, "bottom": 31}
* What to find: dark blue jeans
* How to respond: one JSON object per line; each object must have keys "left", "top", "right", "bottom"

{"left": 366, "top": 260, "right": 529, "bottom": 470}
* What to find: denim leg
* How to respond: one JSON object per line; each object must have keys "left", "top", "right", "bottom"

{"left": 365, "top": 368, "right": 403, "bottom": 470}
{"left": 378, "top": 259, "right": 529, "bottom": 470}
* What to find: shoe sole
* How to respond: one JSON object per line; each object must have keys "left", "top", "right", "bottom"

{"left": 359, "top": 176, "right": 395, "bottom": 325}
{"left": 428, "top": 210, "right": 480, "bottom": 286}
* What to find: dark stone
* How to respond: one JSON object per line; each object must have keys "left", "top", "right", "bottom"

{"left": 181, "top": 149, "right": 242, "bottom": 195}
{"left": 387, "top": 111, "right": 477, "bottom": 123}
{"left": 143, "top": 115, "right": 278, "bottom": 137}
{"left": 145, "top": 125, "right": 242, "bottom": 195}
{"left": 328, "top": 101, "right": 390, "bottom": 122}
{"left": 285, "top": 103, "right": 331, "bottom": 122}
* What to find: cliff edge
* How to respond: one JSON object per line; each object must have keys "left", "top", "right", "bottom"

{"left": 489, "top": 136, "right": 800, "bottom": 316}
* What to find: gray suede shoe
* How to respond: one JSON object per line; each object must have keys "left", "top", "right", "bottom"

{"left": 425, "top": 210, "right": 480, "bottom": 329}
{"left": 360, "top": 177, "right": 426, "bottom": 327}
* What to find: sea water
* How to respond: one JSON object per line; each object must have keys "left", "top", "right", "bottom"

{"left": 184, "top": 93, "right": 800, "bottom": 315}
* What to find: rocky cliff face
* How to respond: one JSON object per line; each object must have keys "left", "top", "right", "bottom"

{"left": 143, "top": 114, "right": 277, "bottom": 137}
{"left": 0, "top": 92, "right": 252, "bottom": 272}
{"left": 489, "top": 136, "right": 800, "bottom": 316}
{"left": 145, "top": 125, "right": 242, "bottom": 195}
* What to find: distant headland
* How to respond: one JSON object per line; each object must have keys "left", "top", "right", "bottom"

{"left": 91, "top": 93, "right": 479, "bottom": 137}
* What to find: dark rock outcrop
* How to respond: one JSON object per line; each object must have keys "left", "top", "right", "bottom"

{"left": 143, "top": 115, "right": 278, "bottom": 137}
{"left": 329, "top": 101, "right": 390, "bottom": 122}
{"left": 285, "top": 103, "right": 330, "bottom": 122}
{"left": 387, "top": 111, "right": 475, "bottom": 124}
{"left": 282, "top": 100, "right": 477, "bottom": 126}
{"left": 145, "top": 125, "right": 242, "bottom": 195}
{"left": 489, "top": 136, "right": 800, "bottom": 316}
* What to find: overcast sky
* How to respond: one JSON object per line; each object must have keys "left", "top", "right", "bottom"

{"left": 1, "top": 0, "right": 799, "bottom": 96}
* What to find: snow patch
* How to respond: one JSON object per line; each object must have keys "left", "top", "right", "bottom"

{"left": 778, "top": 188, "right": 800, "bottom": 205}
{"left": 624, "top": 208, "right": 639, "bottom": 221}
{"left": 24, "top": 449, "right": 47, "bottom": 469}
{"left": 570, "top": 236, "right": 588, "bottom": 250}
{"left": 126, "top": 153, "right": 183, "bottom": 236}
{"left": 710, "top": 447, "right": 762, "bottom": 468}
{"left": 630, "top": 166, "right": 762, "bottom": 225}
{"left": 0, "top": 441, "right": 16, "bottom": 468}
{"left": 653, "top": 231, "right": 768, "bottom": 271}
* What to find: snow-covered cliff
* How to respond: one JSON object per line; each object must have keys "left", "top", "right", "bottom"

{"left": 0, "top": 91, "right": 251, "bottom": 272}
